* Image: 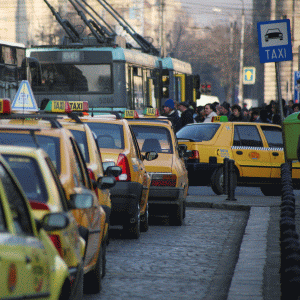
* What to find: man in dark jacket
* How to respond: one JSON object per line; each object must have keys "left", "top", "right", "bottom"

{"left": 162, "top": 99, "right": 182, "bottom": 133}
{"left": 178, "top": 102, "right": 194, "bottom": 127}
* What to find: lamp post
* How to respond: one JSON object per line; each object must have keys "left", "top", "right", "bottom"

{"left": 238, "top": 0, "right": 245, "bottom": 106}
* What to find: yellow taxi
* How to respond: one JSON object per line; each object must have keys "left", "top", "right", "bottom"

{"left": 176, "top": 116, "right": 300, "bottom": 196}
{"left": 75, "top": 111, "right": 157, "bottom": 239}
{"left": 0, "top": 153, "right": 70, "bottom": 300}
{"left": 127, "top": 109, "right": 189, "bottom": 226}
{"left": 0, "top": 145, "right": 88, "bottom": 298}
{"left": 0, "top": 100, "right": 114, "bottom": 294}
{"left": 57, "top": 105, "right": 120, "bottom": 248}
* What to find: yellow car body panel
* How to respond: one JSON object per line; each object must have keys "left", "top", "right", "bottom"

{"left": 0, "top": 122, "right": 105, "bottom": 276}
{"left": 129, "top": 119, "right": 188, "bottom": 224}
{"left": 60, "top": 120, "right": 112, "bottom": 241}
{"left": 176, "top": 121, "right": 300, "bottom": 195}
{"left": 0, "top": 155, "right": 69, "bottom": 300}
{"left": 77, "top": 116, "right": 151, "bottom": 237}
{"left": 0, "top": 146, "right": 85, "bottom": 270}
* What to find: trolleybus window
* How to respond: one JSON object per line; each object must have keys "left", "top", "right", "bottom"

{"left": 39, "top": 63, "right": 112, "bottom": 93}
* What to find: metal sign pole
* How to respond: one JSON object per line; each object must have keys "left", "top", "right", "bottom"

{"left": 275, "top": 61, "right": 287, "bottom": 163}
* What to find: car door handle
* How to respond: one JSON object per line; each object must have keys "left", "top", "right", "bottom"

{"left": 236, "top": 151, "right": 243, "bottom": 155}
{"left": 272, "top": 152, "right": 279, "bottom": 157}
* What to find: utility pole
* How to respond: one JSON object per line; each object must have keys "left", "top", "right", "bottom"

{"left": 238, "top": 0, "right": 245, "bottom": 106}
{"left": 160, "top": 0, "right": 165, "bottom": 57}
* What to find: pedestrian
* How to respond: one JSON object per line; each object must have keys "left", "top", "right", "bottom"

{"left": 203, "top": 103, "right": 218, "bottom": 123}
{"left": 178, "top": 102, "right": 194, "bottom": 127}
{"left": 194, "top": 106, "right": 205, "bottom": 123}
{"left": 219, "top": 101, "right": 231, "bottom": 119}
{"left": 162, "top": 99, "right": 182, "bottom": 132}
{"left": 228, "top": 104, "right": 247, "bottom": 122}
{"left": 292, "top": 103, "right": 300, "bottom": 113}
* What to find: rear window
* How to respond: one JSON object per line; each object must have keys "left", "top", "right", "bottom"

{"left": 87, "top": 122, "right": 124, "bottom": 149}
{"left": 70, "top": 129, "right": 90, "bottom": 163}
{"left": 261, "top": 126, "right": 283, "bottom": 148}
{"left": 176, "top": 124, "right": 220, "bottom": 142}
{"left": 0, "top": 133, "right": 61, "bottom": 173}
{"left": 3, "top": 155, "right": 48, "bottom": 203}
{"left": 131, "top": 125, "right": 173, "bottom": 154}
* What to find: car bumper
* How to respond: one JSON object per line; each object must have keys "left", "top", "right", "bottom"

{"left": 69, "top": 263, "right": 83, "bottom": 299}
{"left": 186, "top": 162, "right": 221, "bottom": 185}
{"left": 148, "top": 186, "right": 185, "bottom": 205}
{"left": 109, "top": 181, "right": 143, "bottom": 225}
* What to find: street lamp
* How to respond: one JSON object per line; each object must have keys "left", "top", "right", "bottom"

{"left": 238, "top": 0, "right": 245, "bottom": 106}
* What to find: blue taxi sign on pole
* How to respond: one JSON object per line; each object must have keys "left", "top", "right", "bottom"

{"left": 257, "top": 19, "right": 292, "bottom": 64}
{"left": 11, "top": 80, "right": 38, "bottom": 112}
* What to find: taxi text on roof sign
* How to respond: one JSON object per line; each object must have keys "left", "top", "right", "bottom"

{"left": 69, "top": 101, "right": 89, "bottom": 112}
{"left": 143, "top": 108, "right": 160, "bottom": 117}
{"left": 211, "top": 116, "right": 228, "bottom": 122}
{"left": 44, "top": 100, "right": 72, "bottom": 114}
{"left": 11, "top": 80, "right": 38, "bottom": 112}
{"left": 124, "top": 110, "right": 139, "bottom": 119}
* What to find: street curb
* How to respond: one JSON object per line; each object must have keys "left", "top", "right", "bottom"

{"left": 186, "top": 201, "right": 250, "bottom": 212}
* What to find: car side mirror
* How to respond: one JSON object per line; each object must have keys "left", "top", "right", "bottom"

{"left": 103, "top": 161, "right": 115, "bottom": 173}
{"left": 178, "top": 144, "right": 187, "bottom": 158}
{"left": 69, "top": 191, "right": 94, "bottom": 209}
{"left": 144, "top": 151, "right": 158, "bottom": 161}
{"left": 41, "top": 212, "right": 69, "bottom": 231}
{"left": 98, "top": 176, "right": 116, "bottom": 190}
{"left": 105, "top": 166, "right": 122, "bottom": 177}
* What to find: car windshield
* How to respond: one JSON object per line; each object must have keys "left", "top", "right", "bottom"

{"left": 70, "top": 129, "right": 90, "bottom": 163}
{"left": 87, "top": 123, "right": 124, "bottom": 149}
{"left": 0, "top": 133, "right": 61, "bottom": 174}
{"left": 130, "top": 125, "right": 173, "bottom": 154}
{"left": 3, "top": 154, "right": 48, "bottom": 203}
{"left": 176, "top": 124, "right": 220, "bottom": 142}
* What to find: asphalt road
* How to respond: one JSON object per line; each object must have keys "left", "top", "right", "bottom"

{"left": 84, "top": 186, "right": 250, "bottom": 300}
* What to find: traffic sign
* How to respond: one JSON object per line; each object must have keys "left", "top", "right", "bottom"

{"left": 294, "top": 71, "right": 300, "bottom": 103}
{"left": 257, "top": 19, "right": 292, "bottom": 64}
{"left": 11, "top": 80, "right": 38, "bottom": 112}
{"left": 243, "top": 67, "right": 256, "bottom": 85}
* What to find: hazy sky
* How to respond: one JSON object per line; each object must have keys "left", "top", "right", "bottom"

{"left": 179, "top": 0, "right": 253, "bottom": 27}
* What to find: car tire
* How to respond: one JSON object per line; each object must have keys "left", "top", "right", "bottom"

{"left": 73, "top": 265, "right": 84, "bottom": 300}
{"left": 211, "top": 167, "right": 237, "bottom": 195}
{"left": 140, "top": 203, "right": 149, "bottom": 232}
{"left": 260, "top": 185, "right": 282, "bottom": 196}
{"left": 124, "top": 204, "right": 141, "bottom": 239}
{"left": 101, "top": 241, "right": 107, "bottom": 278}
{"left": 211, "top": 167, "right": 225, "bottom": 195}
{"left": 170, "top": 202, "right": 183, "bottom": 226}
{"left": 83, "top": 247, "right": 102, "bottom": 294}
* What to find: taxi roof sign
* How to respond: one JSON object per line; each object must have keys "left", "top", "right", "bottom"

{"left": 0, "top": 99, "right": 12, "bottom": 114}
{"left": 123, "top": 110, "right": 139, "bottom": 119}
{"left": 211, "top": 116, "right": 228, "bottom": 122}
{"left": 69, "top": 101, "right": 89, "bottom": 112}
{"left": 44, "top": 100, "right": 72, "bottom": 114}
{"left": 142, "top": 108, "right": 160, "bottom": 117}
{"left": 11, "top": 80, "right": 38, "bottom": 112}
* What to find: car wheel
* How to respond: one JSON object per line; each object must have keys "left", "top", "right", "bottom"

{"left": 182, "top": 200, "right": 186, "bottom": 219}
{"left": 101, "top": 241, "right": 107, "bottom": 278}
{"left": 140, "top": 203, "right": 149, "bottom": 232}
{"left": 83, "top": 246, "right": 102, "bottom": 294}
{"left": 211, "top": 168, "right": 225, "bottom": 195}
{"left": 211, "top": 167, "right": 237, "bottom": 195}
{"left": 260, "top": 185, "right": 282, "bottom": 196}
{"left": 124, "top": 204, "right": 140, "bottom": 239}
{"left": 73, "top": 265, "right": 84, "bottom": 300}
{"left": 170, "top": 202, "right": 183, "bottom": 226}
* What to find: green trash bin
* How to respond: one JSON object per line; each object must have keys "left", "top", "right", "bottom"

{"left": 283, "top": 112, "right": 300, "bottom": 160}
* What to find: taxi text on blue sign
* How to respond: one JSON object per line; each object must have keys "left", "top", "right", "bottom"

{"left": 257, "top": 19, "right": 292, "bottom": 64}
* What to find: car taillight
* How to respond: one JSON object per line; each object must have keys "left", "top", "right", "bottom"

{"left": 29, "top": 201, "right": 50, "bottom": 211}
{"left": 88, "top": 168, "right": 99, "bottom": 197}
{"left": 151, "top": 174, "right": 176, "bottom": 187}
{"left": 116, "top": 153, "right": 131, "bottom": 181}
{"left": 50, "top": 234, "right": 63, "bottom": 257}
{"left": 189, "top": 150, "right": 199, "bottom": 160}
